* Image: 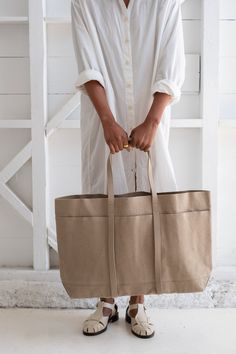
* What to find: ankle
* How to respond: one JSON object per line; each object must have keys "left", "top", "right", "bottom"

{"left": 129, "top": 295, "right": 144, "bottom": 305}
{"left": 100, "top": 297, "right": 115, "bottom": 304}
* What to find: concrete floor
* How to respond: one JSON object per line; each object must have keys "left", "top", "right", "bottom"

{"left": 0, "top": 307, "right": 235, "bottom": 354}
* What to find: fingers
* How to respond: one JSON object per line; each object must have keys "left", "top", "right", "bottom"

{"left": 109, "top": 143, "right": 116, "bottom": 154}
{"left": 109, "top": 135, "right": 130, "bottom": 154}
{"left": 129, "top": 137, "right": 150, "bottom": 151}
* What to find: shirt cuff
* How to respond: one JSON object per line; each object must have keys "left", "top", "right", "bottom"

{"left": 74, "top": 69, "right": 105, "bottom": 95}
{"left": 151, "top": 79, "right": 181, "bottom": 106}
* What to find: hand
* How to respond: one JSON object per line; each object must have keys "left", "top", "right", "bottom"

{"left": 128, "top": 119, "right": 159, "bottom": 152}
{"left": 102, "top": 118, "right": 131, "bottom": 154}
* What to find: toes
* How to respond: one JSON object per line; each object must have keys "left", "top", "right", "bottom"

{"left": 84, "top": 322, "right": 104, "bottom": 333}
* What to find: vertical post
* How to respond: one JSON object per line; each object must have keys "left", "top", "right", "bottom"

{"left": 29, "top": 0, "right": 50, "bottom": 270}
{"left": 200, "top": 0, "right": 219, "bottom": 269}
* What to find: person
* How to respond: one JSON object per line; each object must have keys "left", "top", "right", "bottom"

{"left": 71, "top": 0, "right": 185, "bottom": 339}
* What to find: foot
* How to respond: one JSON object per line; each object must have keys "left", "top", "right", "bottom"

{"left": 129, "top": 295, "right": 144, "bottom": 318}
{"left": 82, "top": 299, "right": 119, "bottom": 336}
{"left": 125, "top": 303, "right": 155, "bottom": 339}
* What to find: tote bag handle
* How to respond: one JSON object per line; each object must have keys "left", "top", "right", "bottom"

{"left": 106, "top": 150, "right": 162, "bottom": 296}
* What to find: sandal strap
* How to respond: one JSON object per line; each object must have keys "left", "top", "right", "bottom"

{"left": 129, "top": 303, "right": 146, "bottom": 311}
{"left": 97, "top": 300, "right": 116, "bottom": 310}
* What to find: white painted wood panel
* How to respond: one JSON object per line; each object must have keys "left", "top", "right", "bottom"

{"left": 220, "top": 21, "right": 236, "bottom": 57}
{"left": 46, "top": 0, "right": 71, "bottom": 18}
{"left": 0, "top": 237, "right": 33, "bottom": 267}
{"left": 218, "top": 0, "right": 236, "bottom": 268}
{"left": 0, "top": 0, "right": 28, "bottom": 17}
{"left": 183, "top": 20, "right": 201, "bottom": 53}
{"left": 47, "top": 24, "right": 73, "bottom": 56}
{"left": 0, "top": 24, "right": 29, "bottom": 57}
{"left": 219, "top": 13, "right": 236, "bottom": 119}
{"left": 48, "top": 94, "right": 80, "bottom": 121}
{"left": 200, "top": 0, "right": 220, "bottom": 269}
{"left": 48, "top": 129, "right": 81, "bottom": 233}
{"left": 220, "top": 94, "right": 236, "bottom": 119}
{"left": 182, "top": 0, "right": 201, "bottom": 19}
{"left": 0, "top": 58, "right": 30, "bottom": 94}
{"left": 169, "top": 128, "right": 202, "bottom": 190}
{"left": 0, "top": 95, "right": 30, "bottom": 119}
{"left": 172, "top": 94, "right": 200, "bottom": 119}
{"left": 220, "top": 0, "right": 236, "bottom": 19}
{"left": 217, "top": 128, "right": 236, "bottom": 266}
{"left": 219, "top": 57, "right": 236, "bottom": 93}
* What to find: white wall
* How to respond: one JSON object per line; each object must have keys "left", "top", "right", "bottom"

{"left": 0, "top": 0, "right": 235, "bottom": 271}
{"left": 217, "top": 0, "right": 236, "bottom": 266}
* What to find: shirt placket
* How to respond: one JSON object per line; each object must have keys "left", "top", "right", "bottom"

{"left": 122, "top": 11, "right": 137, "bottom": 191}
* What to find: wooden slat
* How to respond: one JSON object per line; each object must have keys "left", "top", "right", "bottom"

{"left": 0, "top": 120, "right": 31, "bottom": 128}
{"left": 29, "top": 0, "right": 50, "bottom": 270}
{"left": 0, "top": 238, "right": 33, "bottom": 267}
{"left": 220, "top": 0, "right": 236, "bottom": 19}
{"left": 0, "top": 0, "right": 28, "bottom": 17}
{"left": 47, "top": 23, "right": 73, "bottom": 56}
{"left": 182, "top": 0, "right": 201, "bottom": 20}
{"left": 172, "top": 94, "right": 200, "bottom": 119}
{"left": 45, "top": 17, "right": 70, "bottom": 24}
{"left": 220, "top": 21, "right": 236, "bottom": 57}
{"left": 220, "top": 94, "right": 236, "bottom": 119}
{"left": 219, "top": 57, "right": 236, "bottom": 93}
{"left": 0, "top": 17, "right": 28, "bottom": 23}
{"left": 171, "top": 119, "right": 203, "bottom": 128}
{"left": 0, "top": 95, "right": 30, "bottom": 119}
{"left": 0, "top": 58, "right": 30, "bottom": 94}
{"left": 184, "top": 54, "right": 200, "bottom": 92}
{"left": 183, "top": 20, "right": 201, "bottom": 53}
{"left": 46, "top": 0, "right": 71, "bottom": 18}
{"left": 0, "top": 24, "right": 29, "bottom": 57}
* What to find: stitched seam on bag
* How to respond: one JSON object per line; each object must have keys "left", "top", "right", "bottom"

{"left": 56, "top": 209, "right": 211, "bottom": 217}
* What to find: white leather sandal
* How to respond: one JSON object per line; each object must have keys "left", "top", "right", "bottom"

{"left": 125, "top": 303, "right": 155, "bottom": 338}
{"left": 82, "top": 300, "right": 119, "bottom": 336}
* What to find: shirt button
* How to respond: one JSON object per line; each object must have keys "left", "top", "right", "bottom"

{"left": 128, "top": 105, "right": 132, "bottom": 110}
{"left": 125, "top": 59, "right": 130, "bottom": 65}
{"left": 125, "top": 38, "right": 129, "bottom": 43}
{"left": 127, "top": 83, "right": 132, "bottom": 88}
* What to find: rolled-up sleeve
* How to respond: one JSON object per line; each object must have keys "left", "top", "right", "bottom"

{"left": 71, "top": 0, "right": 105, "bottom": 95}
{"left": 151, "top": 0, "right": 186, "bottom": 106}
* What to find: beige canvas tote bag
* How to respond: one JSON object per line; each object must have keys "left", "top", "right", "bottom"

{"left": 55, "top": 150, "right": 212, "bottom": 299}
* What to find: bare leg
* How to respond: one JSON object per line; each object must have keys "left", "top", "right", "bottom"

{"left": 100, "top": 297, "right": 115, "bottom": 316}
{"left": 129, "top": 294, "right": 144, "bottom": 317}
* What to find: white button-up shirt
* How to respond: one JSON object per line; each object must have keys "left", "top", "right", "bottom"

{"left": 71, "top": 0, "right": 185, "bottom": 194}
